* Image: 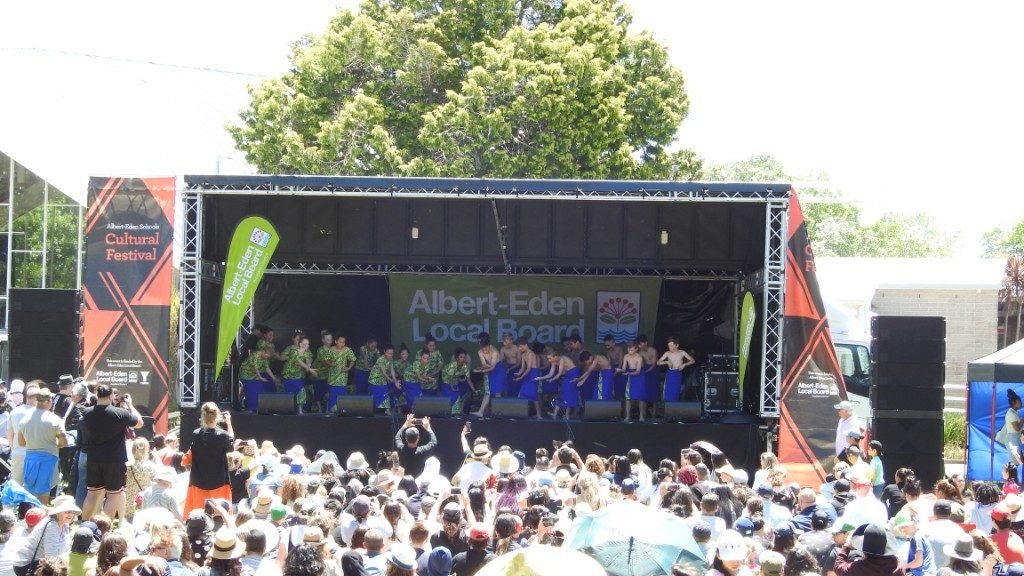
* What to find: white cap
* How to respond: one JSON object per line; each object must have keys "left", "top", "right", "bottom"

{"left": 9, "top": 380, "right": 24, "bottom": 394}
{"left": 833, "top": 400, "right": 853, "bottom": 411}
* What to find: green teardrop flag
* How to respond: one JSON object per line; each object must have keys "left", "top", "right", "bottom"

{"left": 738, "top": 291, "right": 757, "bottom": 398}
{"left": 214, "top": 216, "right": 280, "bottom": 381}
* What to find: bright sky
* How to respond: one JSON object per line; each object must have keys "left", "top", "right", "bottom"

{"left": 2, "top": 1, "right": 1022, "bottom": 254}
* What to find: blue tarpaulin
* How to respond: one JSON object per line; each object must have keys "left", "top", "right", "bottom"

{"left": 967, "top": 338, "right": 1024, "bottom": 481}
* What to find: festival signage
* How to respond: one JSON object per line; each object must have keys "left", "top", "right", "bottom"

{"left": 738, "top": 291, "right": 756, "bottom": 398}
{"left": 389, "top": 275, "right": 661, "bottom": 357}
{"left": 82, "top": 177, "right": 175, "bottom": 433}
{"left": 214, "top": 216, "right": 280, "bottom": 381}
{"left": 777, "top": 193, "right": 847, "bottom": 486}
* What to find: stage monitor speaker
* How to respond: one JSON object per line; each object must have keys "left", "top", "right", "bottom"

{"left": 9, "top": 289, "right": 82, "bottom": 382}
{"left": 413, "top": 396, "right": 453, "bottom": 418}
{"left": 869, "top": 386, "right": 945, "bottom": 412}
{"left": 337, "top": 395, "right": 375, "bottom": 417}
{"left": 871, "top": 338, "right": 946, "bottom": 364}
{"left": 872, "top": 414, "right": 944, "bottom": 454}
{"left": 490, "top": 397, "right": 529, "bottom": 419}
{"left": 870, "top": 362, "right": 945, "bottom": 388}
{"left": 583, "top": 400, "right": 621, "bottom": 421}
{"left": 257, "top": 393, "right": 296, "bottom": 415}
{"left": 871, "top": 316, "right": 946, "bottom": 341}
{"left": 663, "top": 402, "right": 702, "bottom": 423}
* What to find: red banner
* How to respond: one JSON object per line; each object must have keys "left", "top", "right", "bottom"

{"left": 777, "top": 192, "right": 846, "bottom": 487}
{"left": 82, "top": 177, "right": 175, "bottom": 433}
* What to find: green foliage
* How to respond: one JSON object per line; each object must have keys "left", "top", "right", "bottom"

{"left": 943, "top": 412, "right": 966, "bottom": 460}
{"left": 706, "top": 154, "right": 955, "bottom": 258}
{"left": 229, "top": 0, "right": 700, "bottom": 180}
{"left": 982, "top": 219, "right": 1024, "bottom": 258}
{"left": 9, "top": 203, "right": 80, "bottom": 289}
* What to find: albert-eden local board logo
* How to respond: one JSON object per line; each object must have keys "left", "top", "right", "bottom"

{"left": 595, "top": 291, "right": 641, "bottom": 343}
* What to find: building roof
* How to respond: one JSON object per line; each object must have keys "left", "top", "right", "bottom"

{"left": 0, "top": 49, "right": 256, "bottom": 205}
{"left": 816, "top": 257, "right": 1005, "bottom": 304}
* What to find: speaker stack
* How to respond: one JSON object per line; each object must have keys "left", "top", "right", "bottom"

{"left": 9, "top": 289, "right": 82, "bottom": 382}
{"left": 704, "top": 354, "right": 740, "bottom": 414}
{"left": 870, "top": 316, "right": 946, "bottom": 487}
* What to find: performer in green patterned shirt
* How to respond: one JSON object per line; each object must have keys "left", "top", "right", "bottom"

{"left": 403, "top": 349, "right": 433, "bottom": 411}
{"left": 311, "top": 330, "right": 335, "bottom": 412}
{"left": 368, "top": 343, "right": 400, "bottom": 411}
{"left": 329, "top": 336, "right": 357, "bottom": 410}
{"left": 424, "top": 337, "right": 444, "bottom": 394}
{"left": 282, "top": 331, "right": 316, "bottom": 408}
{"left": 442, "top": 349, "right": 473, "bottom": 415}
{"left": 354, "top": 339, "right": 379, "bottom": 396}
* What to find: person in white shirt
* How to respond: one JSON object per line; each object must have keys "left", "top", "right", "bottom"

{"left": 921, "top": 499, "right": 965, "bottom": 568}
{"left": 7, "top": 382, "right": 40, "bottom": 486}
{"left": 833, "top": 401, "right": 865, "bottom": 456}
{"left": 684, "top": 493, "right": 727, "bottom": 541}
{"left": 836, "top": 474, "right": 887, "bottom": 528}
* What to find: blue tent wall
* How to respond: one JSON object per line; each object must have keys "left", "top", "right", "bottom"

{"left": 967, "top": 380, "right": 1024, "bottom": 481}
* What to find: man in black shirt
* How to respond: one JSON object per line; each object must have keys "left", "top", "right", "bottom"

{"left": 79, "top": 385, "right": 142, "bottom": 520}
{"left": 53, "top": 375, "right": 83, "bottom": 497}
{"left": 394, "top": 414, "right": 437, "bottom": 476}
{"left": 431, "top": 503, "right": 470, "bottom": 556}
{"left": 451, "top": 523, "right": 494, "bottom": 576}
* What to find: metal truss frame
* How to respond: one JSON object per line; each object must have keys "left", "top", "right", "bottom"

{"left": 178, "top": 190, "right": 202, "bottom": 408}
{"left": 758, "top": 200, "right": 788, "bottom": 417}
{"left": 263, "top": 261, "right": 741, "bottom": 280}
{"left": 179, "top": 177, "right": 791, "bottom": 416}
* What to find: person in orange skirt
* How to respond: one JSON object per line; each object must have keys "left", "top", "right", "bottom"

{"left": 183, "top": 402, "right": 234, "bottom": 514}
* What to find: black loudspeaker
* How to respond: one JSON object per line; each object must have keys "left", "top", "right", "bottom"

{"left": 257, "top": 393, "right": 296, "bottom": 415}
{"left": 872, "top": 415, "right": 944, "bottom": 454}
{"left": 871, "top": 316, "right": 946, "bottom": 340}
{"left": 704, "top": 372, "right": 740, "bottom": 413}
{"left": 870, "top": 386, "right": 945, "bottom": 412}
{"left": 9, "top": 289, "right": 81, "bottom": 382}
{"left": 490, "top": 398, "right": 529, "bottom": 419}
{"left": 583, "top": 400, "right": 621, "bottom": 421}
{"left": 413, "top": 396, "right": 453, "bottom": 417}
{"left": 871, "top": 339, "right": 946, "bottom": 364}
{"left": 336, "top": 395, "right": 375, "bottom": 417}
{"left": 871, "top": 362, "right": 945, "bottom": 388}
{"left": 663, "top": 402, "right": 702, "bottom": 423}
{"left": 884, "top": 451, "right": 944, "bottom": 487}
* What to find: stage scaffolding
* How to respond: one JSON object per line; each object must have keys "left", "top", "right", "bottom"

{"left": 178, "top": 176, "right": 789, "bottom": 418}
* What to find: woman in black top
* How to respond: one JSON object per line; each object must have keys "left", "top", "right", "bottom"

{"left": 184, "top": 403, "right": 234, "bottom": 515}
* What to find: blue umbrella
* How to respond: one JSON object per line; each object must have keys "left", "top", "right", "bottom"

{"left": 566, "top": 500, "right": 705, "bottom": 576}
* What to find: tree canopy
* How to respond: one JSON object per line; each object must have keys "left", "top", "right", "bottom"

{"left": 229, "top": 0, "right": 701, "bottom": 180}
{"left": 706, "top": 155, "right": 956, "bottom": 258}
{"left": 983, "top": 219, "right": 1024, "bottom": 258}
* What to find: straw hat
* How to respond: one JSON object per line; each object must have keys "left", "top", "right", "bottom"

{"left": 302, "top": 526, "right": 328, "bottom": 546}
{"left": 471, "top": 444, "right": 492, "bottom": 461}
{"left": 153, "top": 467, "right": 177, "bottom": 485}
{"left": 48, "top": 495, "right": 82, "bottom": 516}
{"left": 490, "top": 451, "right": 521, "bottom": 475}
{"left": 347, "top": 452, "right": 369, "bottom": 471}
{"left": 237, "top": 519, "right": 280, "bottom": 555}
{"left": 388, "top": 543, "right": 417, "bottom": 571}
{"left": 252, "top": 489, "right": 275, "bottom": 517}
{"left": 210, "top": 528, "right": 245, "bottom": 560}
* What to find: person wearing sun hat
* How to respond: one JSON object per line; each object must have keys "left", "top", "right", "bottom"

{"left": 490, "top": 449, "right": 520, "bottom": 476}
{"left": 834, "top": 523, "right": 901, "bottom": 576}
{"left": 889, "top": 511, "right": 936, "bottom": 576}
{"left": 12, "top": 495, "right": 81, "bottom": 575}
{"left": 67, "top": 525, "right": 100, "bottom": 576}
{"left": 453, "top": 444, "right": 493, "bottom": 490}
{"left": 834, "top": 399, "right": 865, "bottom": 456}
{"left": 386, "top": 542, "right": 417, "bottom": 576}
{"left": 707, "top": 530, "right": 748, "bottom": 576}
{"left": 208, "top": 527, "right": 245, "bottom": 566}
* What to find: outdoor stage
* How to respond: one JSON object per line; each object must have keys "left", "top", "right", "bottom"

{"left": 218, "top": 413, "right": 761, "bottom": 476}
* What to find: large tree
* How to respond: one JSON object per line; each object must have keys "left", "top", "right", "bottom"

{"left": 706, "top": 154, "right": 955, "bottom": 257}
{"left": 229, "top": 0, "right": 701, "bottom": 179}
{"left": 982, "top": 218, "right": 1024, "bottom": 258}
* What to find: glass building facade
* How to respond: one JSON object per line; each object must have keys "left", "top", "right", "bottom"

{"left": 0, "top": 151, "right": 85, "bottom": 381}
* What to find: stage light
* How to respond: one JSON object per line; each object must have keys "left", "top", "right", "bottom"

{"left": 411, "top": 227, "right": 420, "bottom": 239}
{"left": 660, "top": 230, "right": 668, "bottom": 245}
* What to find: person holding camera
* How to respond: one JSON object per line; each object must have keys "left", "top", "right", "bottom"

{"left": 183, "top": 402, "right": 235, "bottom": 515}
{"left": 79, "top": 385, "right": 143, "bottom": 520}
{"left": 395, "top": 414, "right": 436, "bottom": 476}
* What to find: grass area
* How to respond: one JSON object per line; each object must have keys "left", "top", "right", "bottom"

{"left": 943, "top": 412, "right": 966, "bottom": 460}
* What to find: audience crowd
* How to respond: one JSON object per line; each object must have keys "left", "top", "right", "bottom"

{"left": 0, "top": 381, "right": 1019, "bottom": 576}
